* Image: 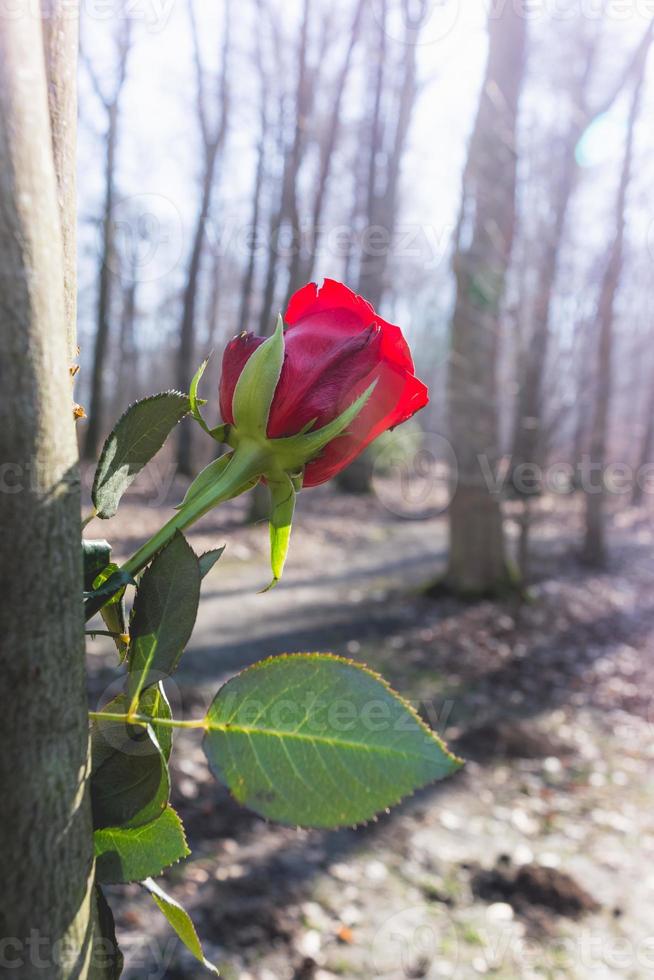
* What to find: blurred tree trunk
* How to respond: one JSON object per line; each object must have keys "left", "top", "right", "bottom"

{"left": 442, "top": 3, "right": 527, "bottom": 596}
{"left": 511, "top": 21, "right": 654, "bottom": 489}
{"left": 298, "top": 0, "right": 365, "bottom": 286}
{"left": 177, "top": 2, "right": 231, "bottom": 476}
{"left": 83, "top": 22, "right": 131, "bottom": 460}
{"left": 0, "top": 8, "right": 98, "bottom": 975}
{"left": 583, "top": 47, "right": 650, "bottom": 565}
{"left": 338, "top": 0, "right": 426, "bottom": 495}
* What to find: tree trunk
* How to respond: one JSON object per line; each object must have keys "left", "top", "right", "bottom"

{"left": 443, "top": 3, "right": 527, "bottom": 596}
{"left": 0, "top": 12, "right": 96, "bottom": 976}
{"left": 583, "top": 49, "right": 649, "bottom": 565}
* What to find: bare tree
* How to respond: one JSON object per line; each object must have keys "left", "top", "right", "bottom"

{"left": 176, "top": 0, "right": 232, "bottom": 475}
{"left": 442, "top": 2, "right": 528, "bottom": 595}
{"left": 82, "top": 19, "right": 132, "bottom": 460}
{"left": 583, "top": 41, "right": 651, "bottom": 565}
{"left": 357, "top": 0, "right": 427, "bottom": 308}
{"left": 511, "top": 21, "right": 654, "bottom": 487}
{"left": 1, "top": 7, "right": 98, "bottom": 972}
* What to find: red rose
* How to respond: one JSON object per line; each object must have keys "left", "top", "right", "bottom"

{"left": 219, "top": 279, "right": 429, "bottom": 486}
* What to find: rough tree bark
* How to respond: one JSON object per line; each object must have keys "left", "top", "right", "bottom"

{"left": 176, "top": 1, "right": 231, "bottom": 475}
{"left": 0, "top": 8, "right": 97, "bottom": 977}
{"left": 442, "top": 3, "right": 527, "bottom": 596}
{"left": 583, "top": 42, "right": 651, "bottom": 565}
{"left": 82, "top": 22, "right": 132, "bottom": 460}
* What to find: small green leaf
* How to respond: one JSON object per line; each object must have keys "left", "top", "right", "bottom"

{"left": 95, "top": 885, "right": 124, "bottom": 978}
{"left": 92, "top": 391, "right": 191, "bottom": 519}
{"left": 142, "top": 878, "right": 218, "bottom": 974}
{"left": 128, "top": 532, "right": 200, "bottom": 702}
{"left": 232, "top": 315, "right": 285, "bottom": 436}
{"left": 203, "top": 653, "right": 462, "bottom": 829}
{"left": 94, "top": 806, "right": 190, "bottom": 885}
{"left": 263, "top": 474, "right": 295, "bottom": 590}
{"left": 84, "top": 565, "right": 134, "bottom": 622}
{"left": 83, "top": 539, "right": 112, "bottom": 591}
{"left": 93, "top": 685, "right": 173, "bottom": 764}
{"left": 199, "top": 547, "right": 225, "bottom": 579}
{"left": 91, "top": 724, "right": 170, "bottom": 830}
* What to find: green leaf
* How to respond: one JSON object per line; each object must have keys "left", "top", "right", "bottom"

{"left": 95, "top": 885, "right": 124, "bottom": 978}
{"left": 83, "top": 539, "right": 112, "bottom": 591}
{"left": 91, "top": 724, "right": 170, "bottom": 830}
{"left": 94, "top": 806, "right": 189, "bottom": 885}
{"left": 176, "top": 453, "right": 258, "bottom": 513}
{"left": 84, "top": 565, "right": 134, "bottom": 622}
{"left": 203, "top": 653, "right": 462, "bottom": 829}
{"left": 93, "top": 685, "right": 173, "bottom": 764}
{"left": 128, "top": 531, "right": 200, "bottom": 702}
{"left": 232, "top": 314, "right": 285, "bottom": 436}
{"left": 199, "top": 547, "right": 225, "bottom": 579}
{"left": 263, "top": 474, "right": 295, "bottom": 591}
{"left": 142, "top": 878, "right": 218, "bottom": 975}
{"left": 92, "top": 391, "right": 191, "bottom": 519}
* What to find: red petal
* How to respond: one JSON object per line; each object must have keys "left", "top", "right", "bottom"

{"left": 219, "top": 332, "right": 265, "bottom": 424}
{"left": 285, "top": 279, "right": 415, "bottom": 375}
{"left": 302, "top": 369, "right": 429, "bottom": 487}
{"left": 267, "top": 326, "right": 382, "bottom": 438}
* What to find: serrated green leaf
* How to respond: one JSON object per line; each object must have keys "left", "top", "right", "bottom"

{"left": 92, "top": 392, "right": 191, "bottom": 519}
{"left": 263, "top": 474, "right": 295, "bottom": 590}
{"left": 142, "top": 878, "right": 218, "bottom": 975}
{"left": 93, "top": 685, "right": 173, "bottom": 765}
{"left": 128, "top": 532, "right": 200, "bottom": 703}
{"left": 203, "top": 653, "right": 462, "bottom": 829}
{"left": 94, "top": 806, "right": 189, "bottom": 885}
{"left": 91, "top": 724, "right": 170, "bottom": 830}
{"left": 94, "top": 885, "right": 124, "bottom": 978}
{"left": 232, "top": 315, "right": 285, "bottom": 436}
{"left": 199, "top": 547, "right": 225, "bottom": 579}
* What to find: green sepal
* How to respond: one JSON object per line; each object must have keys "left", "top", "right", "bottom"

{"left": 94, "top": 806, "right": 189, "bottom": 885}
{"left": 176, "top": 453, "right": 259, "bottom": 513}
{"left": 189, "top": 357, "right": 229, "bottom": 442}
{"left": 270, "top": 380, "right": 377, "bottom": 472}
{"left": 232, "top": 314, "right": 285, "bottom": 437}
{"left": 142, "top": 878, "right": 219, "bottom": 974}
{"left": 262, "top": 473, "right": 296, "bottom": 591}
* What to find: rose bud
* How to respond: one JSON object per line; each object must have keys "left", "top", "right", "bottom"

{"left": 128, "top": 281, "right": 428, "bottom": 588}
{"left": 219, "top": 278, "right": 428, "bottom": 486}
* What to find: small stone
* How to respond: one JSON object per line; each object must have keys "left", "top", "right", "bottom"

{"left": 487, "top": 902, "right": 514, "bottom": 922}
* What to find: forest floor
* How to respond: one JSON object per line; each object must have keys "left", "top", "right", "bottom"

{"left": 86, "top": 473, "right": 654, "bottom": 980}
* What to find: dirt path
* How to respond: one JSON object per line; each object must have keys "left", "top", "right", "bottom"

{"left": 88, "top": 486, "right": 654, "bottom": 979}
